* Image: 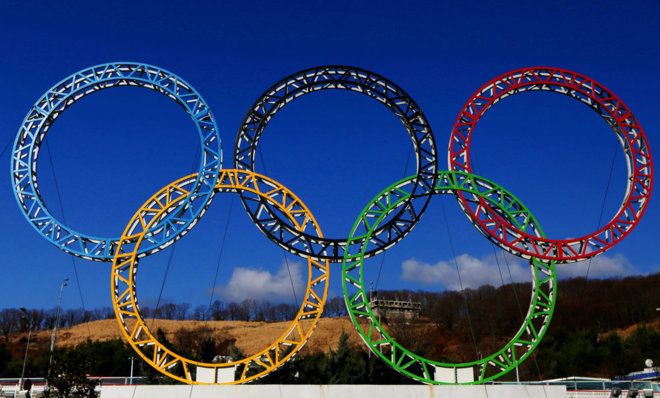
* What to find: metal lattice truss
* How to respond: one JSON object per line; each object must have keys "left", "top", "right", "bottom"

{"left": 342, "top": 171, "right": 557, "bottom": 384}
{"left": 11, "top": 63, "right": 653, "bottom": 386}
{"left": 448, "top": 67, "right": 654, "bottom": 263}
{"left": 11, "top": 62, "right": 222, "bottom": 261}
{"left": 112, "top": 169, "right": 329, "bottom": 384}
{"left": 234, "top": 65, "right": 438, "bottom": 261}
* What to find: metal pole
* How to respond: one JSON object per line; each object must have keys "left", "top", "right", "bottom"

{"left": 129, "top": 356, "right": 134, "bottom": 385}
{"left": 49, "top": 278, "right": 68, "bottom": 371}
{"left": 516, "top": 364, "right": 520, "bottom": 383}
{"left": 19, "top": 308, "right": 32, "bottom": 390}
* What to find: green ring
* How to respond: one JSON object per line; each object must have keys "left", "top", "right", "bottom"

{"left": 341, "top": 170, "right": 557, "bottom": 384}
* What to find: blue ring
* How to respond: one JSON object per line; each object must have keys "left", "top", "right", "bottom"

{"left": 11, "top": 62, "right": 222, "bottom": 261}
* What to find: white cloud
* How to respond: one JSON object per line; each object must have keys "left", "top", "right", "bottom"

{"left": 556, "top": 253, "right": 640, "bottom": 279}
{"left": 401, "top": 252, "right": 645, "bottom": 291}
{"left": 214, "top": 261, "right": 306, "bottom": 303}
{"left": 400, "top": 253, "right": 530, "bottom": 290}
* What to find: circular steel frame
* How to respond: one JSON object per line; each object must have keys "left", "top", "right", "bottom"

{"left": 234, "top": 65, "right": 438, "bottom": 262}
{"left": 9, "top": 63, "right": 652, "bottom": 385}
{"left": 112, "top": 169, "right": 330, "bottom": 385}
{"left": 11, "top": 62, "right": 222, "bottom": 261}
{"left": 448, "top": 67, "right": 653, "bottom": 263}
{"left": 342, "top": 170, "right": 556, "bottom": 384}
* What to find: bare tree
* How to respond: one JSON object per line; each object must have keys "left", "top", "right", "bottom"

{"left": 0, "top": 309, "right": 19, "bottom": 341}
{"left": 174, "top": 303, "right": 190, "bottom": 320}
{"left": 209, "top": 300, "right": 225, "bottom": 320}
{"left": 192, "top": 304, "right": 208, "bottom": 321}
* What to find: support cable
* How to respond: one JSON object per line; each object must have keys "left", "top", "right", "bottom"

{"left": 129, "top": 384, "right": 138, "bottom": 398}
{"left": 149, "top": 244, "right": 177, "bottom": 330}
{"left": 431, "top": 154, "right": 479, "bottom": 359}
{"left": 150, "top": 147, "right": 201, "bottom": 329}
{"left": 438, "top": 199, "right": 487, "bottom": 395}
{"left": 258, "top": 149, "right": 300, "bottom": 308}
{"left": 438, "top": 198, "right": 480, "bottom": 358}
{"left": 374, "top": 146, "right": 413, "bottom": 292}
{"left": 492, "top": 247, "right": 532, "bottom": 397}
{"left": 0, "top": 134, "right": 13, "bottom": 160}
{"left": 491, "top": 246, "right": 508, "bottom": 289}
{"left": 43, "top": 141, "right": 92, "bottom": 338}
{"left": 205, "top": 194, "right": 235, "bottom": 322}
{"left": 499, "top": 249, "right": 548, "bottom": 398}
{"left": 585, "top": 143, "right": 619, "bottom": 280}
{"left": 500, "top": 252, "right": 524, "bottom": 316}
{"left": 469, "top": 148, "right": 547, "bottom": 391}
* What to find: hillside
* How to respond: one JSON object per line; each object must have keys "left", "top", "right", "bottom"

{"left": 6, "top": 317, "right": 363, "bottom": 357}
{"left": 1, "top": 274, "right": 658, "bottom": 381}
{"left": 6, "top": 315, "right": 658, "bottom": 366}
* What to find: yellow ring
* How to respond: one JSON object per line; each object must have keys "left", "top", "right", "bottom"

{"left": 111, "top": 169, "right": 330, "bottom": 384}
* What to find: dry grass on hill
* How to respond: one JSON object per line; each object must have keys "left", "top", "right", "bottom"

{"left": 8, "top": 317, "right": 658, "bottom": 364}
{"left": 601, "top": 318, "right": 660, "bottom": 339}
{"left": 14, "top": 317, "right": 363, "bottom": 355}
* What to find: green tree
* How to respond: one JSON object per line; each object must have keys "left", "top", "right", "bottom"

{"left": 327, "top": 331, "right": 365, "bottom": 383}
{"left": 47, "top": 350, "right": 98, "bottom": 398}
{"left": 0, "top": 344, "right": 11, "bottom": 375}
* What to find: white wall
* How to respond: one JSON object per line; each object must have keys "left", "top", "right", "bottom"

{"left": 101, "top": 384, "right": 567, "bottom": 398}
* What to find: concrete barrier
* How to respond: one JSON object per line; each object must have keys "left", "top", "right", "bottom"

{"left": 101, "top": 384, "right": 567, "bottom": 398}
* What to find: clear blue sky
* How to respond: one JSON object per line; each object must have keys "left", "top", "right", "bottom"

{"left": 0, "top": 0, "right": 658, "bottom": 311}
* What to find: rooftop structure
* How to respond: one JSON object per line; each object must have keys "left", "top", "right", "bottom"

{"left": 368, "top": 291, "right": 421, "bottom": 323}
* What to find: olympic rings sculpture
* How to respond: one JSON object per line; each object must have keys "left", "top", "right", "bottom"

{"left": 11, "top": 63, "right": 653, "bottom": 385}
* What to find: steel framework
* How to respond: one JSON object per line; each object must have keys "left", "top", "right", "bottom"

{"left": 112, "top": 169, "right": 329, "bottom": 384}
{"left": 448, "top": 67, "right": 653, "bottom": 262}
{"left": 342, "top": 170, "right": 556, "bottom": 384}
{"left": 11, "top": 62, "right": 222, "bottom": 261}
{"left": 234, "top": 65, "right": 438, "bottom": 261}
{"left": 9, "top": 63, "right": 653, "bottom": 386}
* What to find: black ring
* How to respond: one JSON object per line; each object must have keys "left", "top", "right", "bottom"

{"left": 234, "top": 65, "right": 438, "bottom": 261}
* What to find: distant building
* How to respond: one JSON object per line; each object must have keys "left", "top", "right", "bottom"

{"left": 369, "top": 292, "right": 421, "bottom": 323}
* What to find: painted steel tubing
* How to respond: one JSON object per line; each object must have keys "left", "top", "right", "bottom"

{"left": 342, "top": 170, "right": 556, "bottom": 384}
{"left": 448, "top": 67, "right": 653, "bottom": 263}
{"left": 10, "top": 63, "right": 652, "bottom": 385}
{"left": 11, "top": 63, "right": 222, "bottom": 261}
{"left": 234, "top": 65, "right": 438, "bottom": 262}
{"left": 111, "top": 169, "right": 329, "bottom": 384}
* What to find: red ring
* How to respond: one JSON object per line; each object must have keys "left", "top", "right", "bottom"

{"left": 448, "top": 67, "right": 654, "bottom": 263}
